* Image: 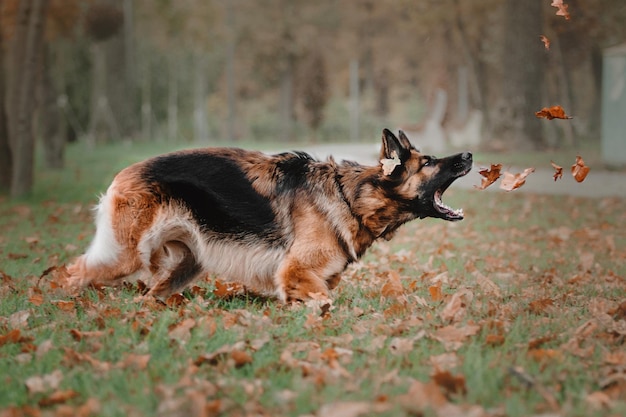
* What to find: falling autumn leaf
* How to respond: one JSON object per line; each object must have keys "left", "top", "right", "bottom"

{"left": 535, "top": 105, "right": 573, "bottom": 120}
{"left": 550, "top": 161, "right": 563, "bottom": 181}
{"left": 540, "top": 35, "right": 551, "bottom": 50}
{"left": 551, "top": 0, "right": 571, "bottom": 20}
{"left": 499, "top": 168, "right": 535, "bottom": 192}
{"left": 474, "top": 164, "right": 502, "bottom": 190}
{"left": 571, "top": 155, "right": 590, "bottom": 182}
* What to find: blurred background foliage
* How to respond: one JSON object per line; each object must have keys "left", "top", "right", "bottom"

{"left": 1, "top": 0, "right": 625, "bottom": 196}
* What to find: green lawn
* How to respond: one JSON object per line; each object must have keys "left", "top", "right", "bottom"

{"left": 1, "top": 140, "right": 625, "bottom": 417}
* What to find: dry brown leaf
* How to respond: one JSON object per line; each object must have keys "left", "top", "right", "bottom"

{"left": 551, "top": 161, "right": 563, "bottom": 181}
{"left": 528, "top": 298, "right": 554, "bottom": 314}
{"left": 52, "top": 300, "right": 76, "bottom": 312}
{"left": 535, "top": 105, "right": 573, "bottom": 120}
{"left": 381, "top": 270, "right": 404, "bottom": 299}
{"left": 440, "top": 290, "right": 472, "bottom": 323}
{"left": 230, "top": 350, "right": 253, "bottom": 368}
{"left": 38, "top": 389, "right": 79, "bottom": 407}
{"left": 571, "top": 155, "right": 590, "bottom": 182}
{"left": 116, "top": 353, "right": 151, "bottom": 370}
{"left": 429, "top": 282, "right": 443, "bottom": 302}
{"left": 486, "top": 334, "right": 505, "bottom": 346}
{"left": 25, "top": 370, "right": 64, "bottom": 394}
{"left": 474, "top": 163, "right": 502, "bottom": 190}
{"left": 0, "top": 329, "right": 22, "bottom": 347}
{"left": 432, "top": 369, "right": 467, "bottom": 396}
{"left": 551, "top": 0, "right": 571, "bottom": 20}
{"left": 540, "top": 35, "right": 551, "bottom": 50}
{"left": 213, "top": 279, "right": 246, "bottom": 299}
{"left": 168, "top": 318, "right": 196, "bottom": 341}
{"left": 499, "top": 168, "right": 535, "bottom": 192}
{"left": 397, "top": 380, "right": 448, "bottom": 412}
{"left": 432, "top": 324, "right": 481, "bottom": 351}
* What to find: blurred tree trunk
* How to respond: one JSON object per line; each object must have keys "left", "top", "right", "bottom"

{"left": 7, "top": 0, "right": 49, "bottom": 198}
{"left": 491, "top": 0, "right": 544, "bottom": 149}
{"left": 40, "top": 43, "right": 67, "bottom": 169}
{"left": 0, "top": 0, "right": 12, "bottom": 192}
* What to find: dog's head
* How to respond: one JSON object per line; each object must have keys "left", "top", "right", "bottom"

{"left": 379, "top": 129, "right": 472, "bottom": 221}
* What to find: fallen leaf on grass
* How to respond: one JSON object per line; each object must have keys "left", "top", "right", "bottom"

{"left": 540, "top": 35, "right": 551, "bottom": 50}
{"left": 535, "top": 105, "right": 573, "bottom": 120}
{"left": 168, "top": 318, "right": 196, "bottom": 342}
{"left": 0, "top": 329, "right": 22, "bottom": 346}
{"left": 25, "top": 370, "right": 63, "bottom": 394}
{"left": 527, "top": 298, "right": 554, "bottom": 314}
{"left": 432, "top": 324, "right": 481, "bottom": 351}
{"left": 429, "top": 282, "right": 443, "bottom": 302}
{"left": 551, "top": 0, "right": 571, "bottom": 20}
{"left": 551, "top": 161, "right": 563, "bottom": 181}
{"left": 474, "top": 163, "right": 502, "bottom": 190}
{"left": 499, "top": 168, "right": 535, "bottom": 191}
{"left": 432, "top": 369, "right": 467, "bottom": 396}
{"left": 429, "top": 352, "right": 461, "bottom": 371}
{"left": 440, "top": 289, "right": 473, "bottom": 323}
{"left": 38, "top": 389, "right": 79, "bottom": 407}
{"left": 52, "top": 300, "right": 76, "bottom": 312}
{"left": 230, "top": 350, "right": 253, "bottom": 368}
{"left": 213, "top": 280, "right": 246, "bottom": 299}
{"left": 571, "top": 155, "right": 590, "bottom": 182}
{"left": 69, "top": 329, "right": 109, "bottom": 342}
{"left": 381, "top": 270, "right": 404, "bottom": 299}
{"left": 397, "top": 380, "right": 448, "bottom": 413}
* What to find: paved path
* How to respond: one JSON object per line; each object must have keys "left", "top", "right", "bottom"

{"left": 295, "top": 143, "right": 626, "bottom": 199}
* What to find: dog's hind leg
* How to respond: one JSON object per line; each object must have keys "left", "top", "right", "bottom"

{"left": 64, "top": 191, "right": 143, "bottom": 292}
{"left": 146, "top": 241, "right": 202, "bottom": 298}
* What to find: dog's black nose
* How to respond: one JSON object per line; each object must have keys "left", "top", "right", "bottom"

{"left": 461, "top": 152, "right": 472, "bottom": 161}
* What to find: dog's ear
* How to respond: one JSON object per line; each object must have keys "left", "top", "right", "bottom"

{"left": 381, "top": 128, "right": 409, "bottom": 161}
{"left": 397, "top": 130, "right": 412, "bottom": 150}
{"left": 380, "top": 129, "right": 410, "bottom": 175}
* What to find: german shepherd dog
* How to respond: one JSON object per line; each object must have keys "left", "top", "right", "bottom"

{"left": 64, "top": 129, "right": 472, "bottom": 302}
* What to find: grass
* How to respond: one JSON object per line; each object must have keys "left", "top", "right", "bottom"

{"left": 0, "top": 140, "right": 625, "bottom": 416}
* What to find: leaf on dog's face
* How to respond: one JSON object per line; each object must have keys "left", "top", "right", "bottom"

{"left": 474, "top": 164, "right": 502, "bottom": 190}
{"left": 551, "top": 161, "right": 563, "bottom": 181}
{"left": 535, "top": 105, "right": 573, "bottom": 120}
{"left": 571, "top": 155, "right": 590, "bottom": 182}
{"left": 380, "top": 151, "right": 401, "bottom": 176}
{"left": 499, "top": 168, "right": 535, "bottom": 192}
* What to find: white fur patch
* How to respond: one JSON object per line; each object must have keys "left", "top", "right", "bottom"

{"left": 84, "top": 189, "right": 121, "bottom": 267}
{"left": 138, "top": 206, "right": 286, "bottom": 297}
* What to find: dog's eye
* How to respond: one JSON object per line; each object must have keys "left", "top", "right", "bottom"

{"left": 423, "top": 157, "right": 432, "bottom": 167}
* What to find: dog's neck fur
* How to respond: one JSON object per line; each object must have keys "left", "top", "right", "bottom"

{"left": 335, "top": 161, "right": 416, "bottom": 257}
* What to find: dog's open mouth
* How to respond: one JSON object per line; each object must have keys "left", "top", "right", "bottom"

{"left": 433, "top": 167, "right": 471, "bottom": 221}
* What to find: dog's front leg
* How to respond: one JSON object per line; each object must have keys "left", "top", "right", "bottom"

{"left": 275, "top": 259, "right": 330, "bottom": 303}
